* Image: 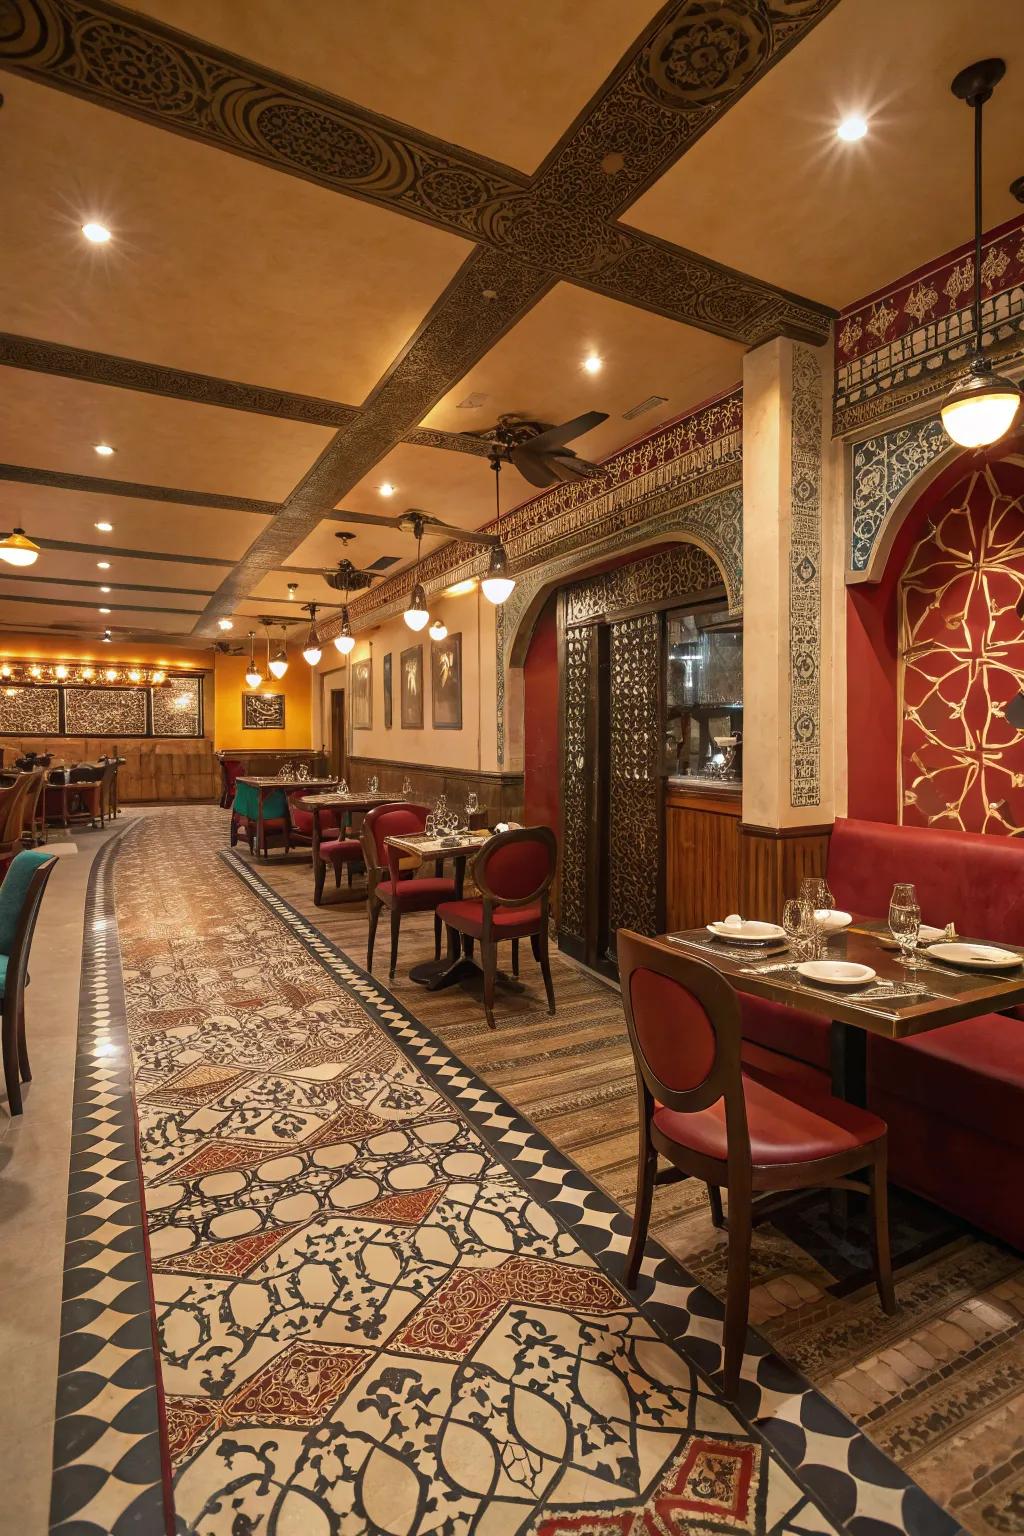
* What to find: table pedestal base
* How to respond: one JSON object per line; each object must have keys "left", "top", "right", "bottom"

{"left": 409, "top": 954, "right": 526, "bottom": 996}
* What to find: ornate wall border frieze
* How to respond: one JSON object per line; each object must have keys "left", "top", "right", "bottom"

{"left": 834, "top": 212, "right": 1024, "bottom": 437}
{"left": 849, "top": 415, "right": 950, "bottom": 577}
{"left": 789, "top": 345, "right": 822, "bottom": 809}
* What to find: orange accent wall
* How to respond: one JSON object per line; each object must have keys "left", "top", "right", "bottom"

{"left": 214, "top": 650, "right": 313, "bottom": 752}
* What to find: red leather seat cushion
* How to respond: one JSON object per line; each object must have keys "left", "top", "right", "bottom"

{"left": 740, "top": 994, "right": 830, "bottom": 1070}
{"left": 290, "top": 807, "right": 339, "bottom": 837}
{"left": 319, "top": 838, "right": 362, "bottom": 863}
{"left": 654, "top": 1071, "right": 885, "bottom": 1167}
{"left": 436, "top": 898, "right": 542, "bottom": 939}
{"left": 869, "top": 1013, "right": 1024, "bottom": 1153}
{"left": 377, "top": 877, "right": 456, "bottom": 912}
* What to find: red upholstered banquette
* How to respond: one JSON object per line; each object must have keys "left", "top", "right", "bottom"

{"left": 740, "top": 818, "right": 1024, "bottom": 1250}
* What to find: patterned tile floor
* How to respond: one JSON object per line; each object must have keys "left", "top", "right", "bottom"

{"left": 51, "top": 809, "right": 959, "bottom": 1534}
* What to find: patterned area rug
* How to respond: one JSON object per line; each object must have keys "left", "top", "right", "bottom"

{"left": 256, "top": 833, "right": 1024, "bottom": 1536}
{"left": 49, "top": 808, "right": 957, "bottom": 1535}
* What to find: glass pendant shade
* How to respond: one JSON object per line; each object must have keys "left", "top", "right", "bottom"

{"left": 268, "top": 649, "right": 288, "bottom": 680}
{"left": 245, "top": 667, "right": 262, "bottom": 688}
{"left": 303, "top": 643, "right": 322, "bottom": 665}
{"left": 334, "top": 606, "right": 356, "bottom": 654}
{"left": 0, "top": 527, "right": 40, "bottom": 566}
{"left": 428, "top": 618, "right": 448, "bottom": 641}
{"left": 404, "top": 582, "right": 430, "bottom": 631}
{"left": 480, "top": 543, "right": 516, "bottom": 605}
{"left": 940, "top": 360, "right": 1022, "bottom": 447}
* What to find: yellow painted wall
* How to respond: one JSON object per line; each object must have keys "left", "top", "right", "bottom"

{"left": 214, "top": 649, "right": 313, "bottom": 752}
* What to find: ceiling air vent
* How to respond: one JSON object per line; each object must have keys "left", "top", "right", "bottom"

{"left": 622, "top": 394, "right": 668, "bottom": 421}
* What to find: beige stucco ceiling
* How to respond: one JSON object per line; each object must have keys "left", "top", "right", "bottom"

{"left": 0, "top": 75, "right": 470, "bottom": 403}
{"left": 0, "top": 484, "right": 268, "bottom": 563}
{"left": 128, "top": 0, "right": 656, "bottom": 176}
{"left": 627, "top": 0, "right": 1024, "bottom": 308}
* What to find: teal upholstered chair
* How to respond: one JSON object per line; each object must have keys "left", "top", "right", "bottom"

{"left": 1, "top": 850, "right": 58, "bottom": 1115}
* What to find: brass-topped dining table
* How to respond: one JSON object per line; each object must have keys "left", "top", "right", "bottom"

{"left": 385, "top": 829, "right": 493, "bottom": 988}
{"left": 233, "top": 775, "right": 338, "bottom": 856}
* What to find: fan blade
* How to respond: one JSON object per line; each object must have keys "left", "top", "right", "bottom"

{"left": 509, "top": 449, "right": 557, "bottom": 489}
{"left": 327, "top": 509, "right": 404, "bottom": 529}
{"left": 523, "top": 411, "right": 607, "bottom": 453}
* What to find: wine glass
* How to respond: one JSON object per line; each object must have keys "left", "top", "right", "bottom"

{"left": 424, "top": 812, "right": 436, "bottom": 837}
{"left": 783, "top": 897, "right": 816, "bottom": 959}
{"left": 369, "top": 775, "right": 379, "bottom": 794}
{"left": 402, "top": 776, "right": 412, "bottom": 796}
{"left": 339, "top": 778, "right": 348, "bottom": 796}
{"left": 465, "top": 790, "right": 479, "bottom": 827}
{"left": 889, "top": 882, "right": 921, "bottom": 969}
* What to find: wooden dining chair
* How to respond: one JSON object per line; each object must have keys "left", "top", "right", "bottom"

{"left": 21, "top": 768, "right": 47, "bottom": 847}
{"left": 0, "top": 775, "right": 33, "bottom": 875}
{"left": 361, "top": 803, "right": 457, "bottom": 978}
{"left": 436, "top": 826, "right": 557, "bottom": 1030}
{"left": 0, "top": 850, "right": 59, "bottom": 1114}
{"left": 617, "top": 929, "right": 897, "bottom": 1398}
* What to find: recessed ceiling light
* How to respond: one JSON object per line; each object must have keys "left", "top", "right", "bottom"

{"left": 97, "top": 561, "right": 111, "bottom": 570}
{"left": 583, "top": 354, "right": 603, "bottom": 375}
{"left": 99, "top": 606, "right": 111, "bottom": 614}
{"left": 378, "top": 482, "right": 396, "bottom": 497}
{"left": 94, "top": 520, "right": 114, "bottom": 531}
{"left": 837, "top": 115, "right": 868, "bottom": 142}
{"left": 217, "top": 618, "right": 233, "bottom": 631}
{"left": 81, "top": 222, "right": 111, "bottom": 244}
{"left": 100, "top": 585, "right": 111, "bottom": 593}
{"left": 94, "top": 443, "right": 115, "bottom": 457}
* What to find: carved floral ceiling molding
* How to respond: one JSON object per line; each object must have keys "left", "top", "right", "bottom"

{"left": 325, "top": 388, "right": 744, "bottom": 641}
{"left": 834, "top": 211, "right": 1024, "bottom": 437}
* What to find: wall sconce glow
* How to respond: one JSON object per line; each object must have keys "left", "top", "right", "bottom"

{"left": 404, "top": 583, "right": 430, "bottom": 631}
{"left": 428, "top": 618, "right": 448, "bottom": 642}
{"left": 81, "top": 222, "right": 111, "bottom": 243}
{"left": 28, "top": 665, "right": 42, "bottom": 679}
{"left": 82, "top": 667, "right": 95, "bottom": 681}
{"left": 268, "top": 648, "right": 289, "bottom": 680}
{"left": 582, "top": 354, "right": 603, "bottom": 374}
{"left": 151, "top": 669, "right": 165, "bottom": 684}
{"left": 480, "top": 543, "right": 516, "bottom": 604}
{"left": 378, "top": 482, "right": 396, "bottom": 497}
{"left": 446, "top": 578, "right": 478, "bottom": 596}
{"left": 104, "top": 668, "right": 117, "bottom": 681}
{"left": 128, "top": 669, "right": 142, "bottom": 684}
{"left": 55, "top": 665, "right": 69, "bottom": 680}
{"left": 94, "top": 443, "right": 115, "bottom": 457}
{"left": 837, "top": 114, "right": 868, "bottom": 142}
{"left": 217, "top": 617, "right": 233, "bottom": 631}
{"left": 94, "top": 521, "right": 113, "bottom": 532}
{"left": 0, "top": 528, "right": 41, "bottom": 566}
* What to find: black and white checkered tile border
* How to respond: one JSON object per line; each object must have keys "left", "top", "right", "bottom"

{"left": 225, "top": 849, "right": 962, "bottom": 1536}
{"left": 50, "top": 821, "right": 172, "bottom": 1536}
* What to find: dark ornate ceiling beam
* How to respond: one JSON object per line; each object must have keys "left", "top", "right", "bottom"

{"left": 28, "top": 535, "right": 327, "bottom": 579}
{"left": 0, "top": 0, "right": 836, "bottom": 346}
{"left": 0, "top": 462, "right": 281, "bottom": 513}
{"left": 0, "top": 332, "right": 356, "bottom": 426}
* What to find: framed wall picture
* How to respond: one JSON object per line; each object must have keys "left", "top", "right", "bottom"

{"left": 431, "top": 631, "right": 463, "bottom": 730}
{"left": 383, "top": 652, "right": 393, "bottom": 729}
{"left": 351, "top": 657, "right": 372, "bottom": 729}
{"left": 243, "top": 693, "right": 285, "bottom": 730}
{"left": 400, "top": 644, "right": 423, "bottom": 729}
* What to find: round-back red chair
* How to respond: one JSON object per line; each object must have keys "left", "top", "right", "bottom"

{"left": 436, "top": 825, "right": 557, "bottom": 1030}
{"left": 617, "top": 928, "right": 896, "bottom": 1398}
{"left": 219, "top": 757, "right": 245, "bottom": 809}
{"left": 361, "top": 803, "right": 457, "bottom": 977}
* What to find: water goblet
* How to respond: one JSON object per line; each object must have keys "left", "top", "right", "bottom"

{"left": 889, "top": 882, "right": 921, "bottom": 969}
{"left": 783, "top": 897, "right": 816, "bottom": 960}
{"left": 339, "top": 778, "right": 349, "bottom": 796}
{"left": 402, "top": 777, "right": 412, "bottom": 796}
{"left": 369, "top": 775, "right": 379, "bottom": 795}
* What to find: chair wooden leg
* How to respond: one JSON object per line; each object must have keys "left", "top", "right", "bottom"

{"left": 334, "top": 861, "right": 342, "bottom": 888}
{"left": 722, "top": 1182, "right": 753, "bottom": 1398}
{"left": 389, "top": 909, "right": 401, "bottom": 979}
{"left": 314, "top": 859, "right": 327, "bottom": 906}
{"left": 624, "top": 1115, "right": 656, "bottom": 1288}
{"left": 17, "top": 1000, "right": 30, "bottom": 1083}
{"left": 538, "top": 926, "right": 556, "bottom": 1015}
{"left": 347, "top": 862, "right": 354, "bottom": 888}
{"left": 530, "top": 932, "right": 540, "bottom": 962}
{"left": 433, "top": 913, "right": 442, "bottom": 961}
{"left": 707, "top": 1183, "right": 724, "bottom": 1229}
{"left": 2, "top": 1002, "right": 22, "bottom": 1115}
{"left": 367, "top": 898, "right": 381, "bottom": 970}
{"left": 482, "top": 940, "right": 497, "bottom": 1029}
{"left": 869, "top": 1151, "right": 897, "bottom": 1315}
{"left": 464, "top": 936, "right": 474, "bottom": 960}
{"left": 511, "top": 939, "right": 519, "bottom": 977}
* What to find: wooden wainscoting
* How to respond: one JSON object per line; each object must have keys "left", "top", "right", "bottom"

{"left": 738, "top": 822, "right": 833, "bottom": 921}
{"left": 1, "top": 735, "right": 221, "bottom": 802}
{"left": 347, "top": 756, "right": 525, "bottom": 824}
{"left": 664, "top": 785, "right": 742, "bottom": 931}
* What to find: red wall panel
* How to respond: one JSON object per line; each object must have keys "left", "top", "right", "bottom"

{"left": 523, "top": 592, "right": 559, "bottom": 832}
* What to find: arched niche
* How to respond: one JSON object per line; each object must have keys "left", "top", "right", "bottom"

{"left": 497, "top": 486, "right": 741, "bottom": 770}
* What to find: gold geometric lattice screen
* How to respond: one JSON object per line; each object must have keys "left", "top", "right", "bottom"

{"left": 0, "top": 686, "right": 60, "bottom": 735}
{"left": 899, "top": 462, "right": 1024, "bottom": 836}
{"left": 152, "top": 678, "right": 201, "bottom": 736}
{"left": 64, "top": 687, "right": 148, "bottom": 736}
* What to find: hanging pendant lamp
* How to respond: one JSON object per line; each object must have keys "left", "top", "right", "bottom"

{"left": 940, "top": 59, "right": 1022, "bottom": 448}
{"left": 334, "top": 606, "right": 356, "bottom": 654}
{"left": 245, "top": 630, "right": 262, "bottom": 689}
{"left": 0, "top": 527, "right": 41, "bottom": 567}
{"left": 404, "top": 520, "right": 431, "bottom": 631}
{"left": 302, "top": 603, "right": 322, "bottom": 666}
{"left": 481, "top": 454, "right": 516, "bottom": 605}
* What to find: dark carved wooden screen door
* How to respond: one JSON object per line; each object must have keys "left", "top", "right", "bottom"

{"left": 559, "top": 607, "right": 663, "bottom": 970}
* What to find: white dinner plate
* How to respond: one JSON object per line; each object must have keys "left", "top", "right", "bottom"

{"left": 706, "top": 920, "right": 786, "bottom": 943}
{"left": 796, "top": 960, "right": 877, "bottom": 987}
{"left": 924, "top": 942, "right": 1022, "bottom": 970}
{"left": 814, "top": 909, "right": 852, "bottom": 934}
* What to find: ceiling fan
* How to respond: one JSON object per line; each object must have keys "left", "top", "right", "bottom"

{"left": 463, "top": 410, "right": 608, "bottom": 489}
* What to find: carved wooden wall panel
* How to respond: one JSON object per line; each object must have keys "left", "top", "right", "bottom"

{"left": 559, "top": 625, "right": 592, "bottom": 945}
{"left": 608, "top": 611, "right": 662, "bottom": 942}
